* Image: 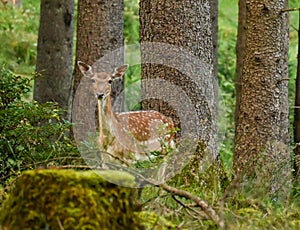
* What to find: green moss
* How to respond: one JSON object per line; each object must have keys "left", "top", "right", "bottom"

{"left": 137, "top": 211, "right": 177, "bottom": 230}
{"left": 0, "top": 169, "right": 143, "bottom": 230}
{"left": 171, "top": 141, "right": 228, "bottom": 195}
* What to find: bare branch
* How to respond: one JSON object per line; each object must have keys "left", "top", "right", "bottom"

{"left": 281, "top": 8, "right": 300, "bottom": 13}
{"left": 157, "top": 182, "right": 224, "bottom": 228}
{"left": 172, "top": 195, "right": 208, "bottom": 220}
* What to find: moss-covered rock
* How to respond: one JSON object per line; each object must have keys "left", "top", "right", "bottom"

{"left": 0, "top": 169, "right": 144, "bottom": 230}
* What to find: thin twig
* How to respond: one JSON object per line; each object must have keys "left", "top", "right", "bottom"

{"left": 277, "top": 78, "right": 290, "bottom": 83}
{"left": 172, "top": 195, "right": 208, "bottom": 220}
{"left": 56, "top": 217, "right": 65, "bottom": 230}
{"left": 281, "top": 8, "right": 300, "bottom": 13}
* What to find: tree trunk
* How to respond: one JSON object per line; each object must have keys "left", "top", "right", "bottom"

{"left": 235, "top": 0, "right": 246, "bottom": 124}
{"left": 209, "top": 0, "right": 218, "bottom": 81}
{"left": 234, "top": 0, "right": 291, "bottom": 201}
{"left": 139, "top": 0, "right": 218, "bottom": 179}
{"left": 73, "top": 0, "right": 125, "bottom": 112}
{"left": 293, "top": 10, "right": 300, "bottom": 179}
{"left": 71, "top": 0, "right": 124, "bottom": 142}
{"left": 34, "top": 0, "right": 74, "bottom": 117}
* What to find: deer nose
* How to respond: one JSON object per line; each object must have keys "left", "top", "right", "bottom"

{"left": 96, "top": 93, "right": 104, "bottom": 100}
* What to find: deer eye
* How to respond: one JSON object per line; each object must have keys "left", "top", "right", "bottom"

{"left": 108, "top": 79, "right": 113, "bottom": 84}
{"left": 91, "top": 79, "right": 96, "bottom": 83}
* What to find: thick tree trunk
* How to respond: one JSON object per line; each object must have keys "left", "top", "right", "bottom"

{"left": 34, "top": 0, "right": 74, "bottom": 117}
{"left": 234, "top": 0, "right": 291, "bottom": 201}
{"left": 139, "top": 0, "right": 218, "bottom": 177}
{"left": 71, "top": 0, "right": 124, "bottom": 142}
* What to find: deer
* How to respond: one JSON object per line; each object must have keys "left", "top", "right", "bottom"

{"left": 77, "top": 61, "right": 175, "bottom": 166}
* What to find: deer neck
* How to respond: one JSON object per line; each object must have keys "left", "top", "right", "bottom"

{"left": 97, "top": 96, "right": 117, "bottom": 144}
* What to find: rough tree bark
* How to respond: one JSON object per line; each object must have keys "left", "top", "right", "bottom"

{"left": 71, "top": 0, "right": 124, "bottom": 142}
{"left": 139, "top": 0, "right": 219, "bottom": 179}
{"left": 34, "top": 0, "right": 74, "bottom": 117}
{"left": 235, "top": 0, "right": 247, "bottom": 123}
{"left": 234, "top": 0, "right": 291, "bottom": 201}
{"left": 210, "top": 0, "right": 218, "bottom": 81}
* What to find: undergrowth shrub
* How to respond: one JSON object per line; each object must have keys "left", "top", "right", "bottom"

{"left": 0, "top": 2, "right": 39, "bottom": 74}
{"left": 0, "top": 67, "right": 80, "bottom": 185}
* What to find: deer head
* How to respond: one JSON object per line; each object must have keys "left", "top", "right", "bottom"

{"left": 77, "top": 61, "right": 128, "bottom": 101}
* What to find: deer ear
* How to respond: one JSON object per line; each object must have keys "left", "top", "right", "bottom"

{"left": 77, "top": 61, "right": 93, "bottom": 76}
{"left": 112, "top": 64, "right": 129, "bottom": 79}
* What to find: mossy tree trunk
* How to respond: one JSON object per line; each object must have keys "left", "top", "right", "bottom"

{"left": 139, "top": 0, "right": 219, "bottom": 178}
{"left": 234, "top": 0, "right": 291, "bottom": 201}
{"left": 34, "top": 0, "right": 74, "bottom": 118}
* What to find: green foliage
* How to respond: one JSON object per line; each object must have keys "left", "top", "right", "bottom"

{"left": 138, "top": 211, "right": 177, "bottom": 230}
{"left": 0, "top": 67, "right": 79, "bottom": 185}
{"left": 0, "top": 169, "right": 143, "bottom": 230}
{"left": 222, "top": 189, "right": 300, "bottom": 230}
{"left": 0, "top": 1, "right": 39, "bottom": 74}
{"left": 124, "top": 0, "right": 142, "bottom": 110}
{"left": 124, "top": 0, "right": 139, "bottom": 45}
{"left": 217, "top": 10, "right": 237, "bottom": 174}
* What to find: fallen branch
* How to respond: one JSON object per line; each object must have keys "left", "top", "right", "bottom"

{"left": 158, "top": 182, "right": 225, "bottom": 228}
{"left": 171, "top": 195, "right": 208, "bottom": 220}
{"left": 136, "top": 174, "right": 224, "bottom": 228}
